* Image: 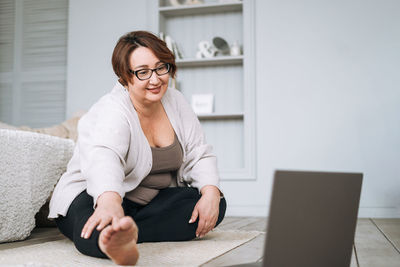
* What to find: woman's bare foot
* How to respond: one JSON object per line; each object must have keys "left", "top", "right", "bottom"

{"left": 98, "top": 216, "right": 139, "bottom": 266}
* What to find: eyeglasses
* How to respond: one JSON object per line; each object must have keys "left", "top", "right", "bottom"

{"left": 129, "top": 63, "right": 171, "bottom": 81}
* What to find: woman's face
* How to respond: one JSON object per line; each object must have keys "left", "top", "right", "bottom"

{"left": 127, "top": 46, "right": 170, "bottom": 105}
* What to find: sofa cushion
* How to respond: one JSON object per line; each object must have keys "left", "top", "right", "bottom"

{"left": 0, "top": 129, "right": 74, "bottom": 242}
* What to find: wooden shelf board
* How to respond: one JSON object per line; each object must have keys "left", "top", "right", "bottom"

{"left": 197, "top": 113, "right": 244, "bottom": 120}
{"left": 176, "top": 56, "right": 243, "bottom": 67}
{"left": 159, "top": 2, "right": 242, "bottom": 17}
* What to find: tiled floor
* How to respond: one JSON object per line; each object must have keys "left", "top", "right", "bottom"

{"left": 203, "top": 217, "right": 400, "bottom": 267}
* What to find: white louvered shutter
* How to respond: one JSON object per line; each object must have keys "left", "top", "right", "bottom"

{"left": 0, "top": 0, "right": 68, "bottom": 127}
{"left": 0, "top": 0, "right": 15, "bottom": 122}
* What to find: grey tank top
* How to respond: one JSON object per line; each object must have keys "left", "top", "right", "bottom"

{"left": 125, "top": 134, "right": 183, "bottom": 205}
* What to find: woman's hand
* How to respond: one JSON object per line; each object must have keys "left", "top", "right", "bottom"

{"left": 81, "top": 191, "right": 124, "bottom": 239}
{"left": 189, "top": 185, "right": 221, "bottom": 238}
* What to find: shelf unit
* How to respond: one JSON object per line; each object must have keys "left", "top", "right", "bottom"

{"left": 152, "top": 0, "right": 256, "bottom": 180}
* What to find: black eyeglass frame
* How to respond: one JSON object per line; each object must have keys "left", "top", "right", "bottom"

{"left": 129, "top": 63, "right": 171, "bottom": 81}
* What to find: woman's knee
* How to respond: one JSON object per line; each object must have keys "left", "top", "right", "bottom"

{"left": 216, "top": 197, "right": 227, "bottom": 227}
{"left": 73, "top": 228, "right": 108, "bottom": 259}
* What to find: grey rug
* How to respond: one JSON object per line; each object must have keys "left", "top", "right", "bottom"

{"left": 0, "top": 230, "right": 260, "bottom": 267}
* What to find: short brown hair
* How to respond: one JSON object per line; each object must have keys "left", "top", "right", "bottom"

{"left": 112, "top": 31, "right": 177, "bottom": 86}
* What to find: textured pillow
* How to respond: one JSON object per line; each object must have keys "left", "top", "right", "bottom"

{"left": 0, "top": 129, "right": 74, "bottom": 242}
{"left": 0, "top": 111, "right": 83, "bottom": 142}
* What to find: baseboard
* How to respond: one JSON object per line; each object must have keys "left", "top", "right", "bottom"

{"left": 358, "top": 207, "right": 400, "bottom": 218}
{"left": 226, "top": 205, "right": 400, "bottom": 218}
{"left": 225, "top": 205, "right": 268, "bottom": 217}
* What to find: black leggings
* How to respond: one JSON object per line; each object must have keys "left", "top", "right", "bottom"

{"left": 56, "top": 187, "right": 227, "bottom": 258}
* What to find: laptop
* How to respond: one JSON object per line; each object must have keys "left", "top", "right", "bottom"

{"left": 227, "top": 170, "right": 363, "bottom": 267}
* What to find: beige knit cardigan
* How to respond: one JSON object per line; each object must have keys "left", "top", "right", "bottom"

{"left": 49, "top": 82, "right": 220, "bottom": 218}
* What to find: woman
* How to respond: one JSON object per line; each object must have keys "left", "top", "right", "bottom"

{"left": 49, "top": 31, "right": 226, "bottom": 265}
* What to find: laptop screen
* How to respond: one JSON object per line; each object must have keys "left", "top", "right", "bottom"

{"left": 263, "top": 170, "right": 362, "bottom": 267}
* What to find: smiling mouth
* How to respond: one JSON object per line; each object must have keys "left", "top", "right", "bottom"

{"left": 146, "top": 86, "right": 162, "bottom": 94}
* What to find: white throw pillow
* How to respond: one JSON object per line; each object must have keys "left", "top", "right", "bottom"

{"left": 0, "top": 129, "right": 74, "bottom": 242}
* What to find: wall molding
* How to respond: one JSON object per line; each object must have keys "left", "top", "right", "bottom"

{"left": 226, "top": 205, "right": 400, "bottom": 218}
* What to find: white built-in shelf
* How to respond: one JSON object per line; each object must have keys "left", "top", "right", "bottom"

{"left": 155, "top": 0, "right": 256, "bottom": 179}
{"left": 159, "top": 2, "right": 242, "bottom": 17}
{"left": 197, "top": 112, "right": 244, "bottom": 120}
{"left": 176, "top": 56, "right": 243, "bottom": 67}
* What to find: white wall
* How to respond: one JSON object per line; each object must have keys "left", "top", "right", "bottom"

{"left": 66, "top": 0, "right": 150, "bottom": 117}
{"left": 246, "top": 0, "right": 400, "bottom": 217}
{"left": 67, "top": 0, "right": 400, "bottom": 217}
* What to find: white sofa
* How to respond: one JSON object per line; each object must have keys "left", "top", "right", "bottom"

{"left": 0, "top": 129, "right": 74, "bottom": 243}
